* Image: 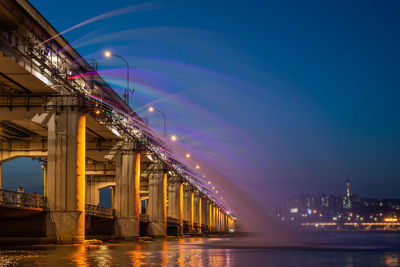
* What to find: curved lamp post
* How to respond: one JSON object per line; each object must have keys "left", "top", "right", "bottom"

{"left": 148, "top": 106, "right": 167, "bottom": 140}
{"left": 104, "top": 51, "right": 132, "bottom": 105}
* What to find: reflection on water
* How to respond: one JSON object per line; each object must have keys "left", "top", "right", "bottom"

{"left": 1, "top": 236, "right": 400, "bottom": 266}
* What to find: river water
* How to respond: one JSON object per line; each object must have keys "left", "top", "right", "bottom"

{"left": 1, "top": 234, "right": 400, "bottom": 266}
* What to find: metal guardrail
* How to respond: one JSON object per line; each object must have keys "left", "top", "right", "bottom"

{"left": 85, "top": 204, "right": 115, "bottom": 218}
{"left": 0, "top": 189, "right": 47, "bottom": 209}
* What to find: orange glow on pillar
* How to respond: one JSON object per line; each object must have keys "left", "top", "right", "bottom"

{"left": 135, "top": 153, "right": 141, "bottom": 234}
{"left": 213, "top": 206, "right": 216, "bottom": 230}
{"left": 179, "top": 183, "right": 183, "bottom": 234}
{"left": 163, "top": 172, "right": 167, "bottom": 232}
{"left": 76, "top": 114, "right": 86, "bottom": 243}
{"left": 191, "top": 191, "right": 194, "bottom": 229}
{"left": 199, "top": 197, "right": 202, "bottom": 233}
{"left": 209, "top": 203, "right": 212, "bottom": 228}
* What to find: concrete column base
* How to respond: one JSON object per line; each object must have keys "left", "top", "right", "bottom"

{"left": 116, "top": 218, "right": 139, "bottom": 240}
{"left": 47, "top": 211, "right": 84, "bottom": 244}
{"left": 149, "top": 220, "right": 166, "bottom": 237}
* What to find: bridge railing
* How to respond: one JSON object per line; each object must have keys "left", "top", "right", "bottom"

{"left": 167, "top": 216, "right": 179, "bottom": 225}
{"left": 85, "top": 204, "right": 115, "bottom": 218}
{"left": 0, "top": 189, "right": 47, "bottom": 209}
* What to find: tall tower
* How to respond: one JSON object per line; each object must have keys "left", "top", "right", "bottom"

{"left": 346, "top": 179, "right": 350, "bottom": 198}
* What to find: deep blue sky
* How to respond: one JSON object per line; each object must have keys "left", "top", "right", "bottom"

{"left": 4, "top": 0, "right": 399, "bottom": 207}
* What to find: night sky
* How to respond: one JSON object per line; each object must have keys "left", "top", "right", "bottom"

{"left": 4, "top": 0, "right": 400, "bottom": 208}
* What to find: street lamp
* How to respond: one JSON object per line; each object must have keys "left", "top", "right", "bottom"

{"left": 148, "top": 106, "right": 167, "bottom": 139}
{"left": 104, "top": 50, "right": 132, "bottom": 105}
{"left": 170, "top": 135, "right": 177, "bottom": 142}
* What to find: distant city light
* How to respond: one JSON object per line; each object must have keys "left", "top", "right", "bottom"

{"left": 290, "top": 208, "right": 298, "bottom": 214}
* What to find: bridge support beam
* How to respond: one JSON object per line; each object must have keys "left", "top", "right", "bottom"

{"left": 113, "top": 151, "right": 141, "bottom": 240}
{"left": 212, "top": 205, "right": 217, "bottom": 232}
{"left": 201, "top": 195, "right": 206, "bottom": 232}
{"left": 167, "top": 176, "right": 183, "bottom": 236}
{"left": 183, "top": 185, "right": 193, "bottom": 232}
{"left": 205, "top": 198, "right": 210, "bottom": 232}
{"left": 46, "top": 110, "right": 86, "bottom": 244}
{"left": 193, "top": 191, "right": 200, "bottom": 233}
{"left": 148, "top": 167, "right": 167, "bottom": 238}
{"left": 208, "top": 202, "right": 213, "bottom": 232}
{"left": 218, "top": 209, "right": 221, "bottom": 232}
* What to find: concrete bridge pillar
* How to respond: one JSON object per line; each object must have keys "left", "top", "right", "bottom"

{"left": 198, "top": 194, "right": 202, "bottom": 233}
{"left": 204, "top": 198, "right": 210, "bottom": 231}
{"left": 216, "top": 208, "right": 219, "bottom": 231}
{"left": 217, "top": 207, "right": 220, "bottom": 232}
{"left": 218, "top": 209, "right": 222, "bottom": 231}
{"left": 148, "top": 165, "right": 167, "bottom": 237}
{"left": 207, "top": 200, "right": 212, "bottom": 232}
{"left": 167, "top": 176, "right": 183, "bottom": 235}
{"left": 183, "top": 185, "right": 193, "bottom": 231}
{"left": 193, "top": 191, "right": 200, "bottom": 232}
{"left": 201, "top": 195, "right": 206, "bottom": 232}
{"left": 222, "top": 212, "right": 225, "bottom": 232}
{"left": 46, "top": 110, "right": 86, "bottom": 244}
{"left": 209, "top": 204, "right": 213, "bottom": 232}
{"left": 212, "top": 205, "right": 217, "bottom": 231}
{"left": 113, "top": 151, "right": 141, "bottom": 240}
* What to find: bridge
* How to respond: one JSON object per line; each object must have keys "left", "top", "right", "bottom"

{"left": 0, "top": 0, "right": 235, "bottom": 243}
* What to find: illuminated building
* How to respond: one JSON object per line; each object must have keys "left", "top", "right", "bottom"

{"left": 343, "top": 178, "right": 352, "bottom": 209}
